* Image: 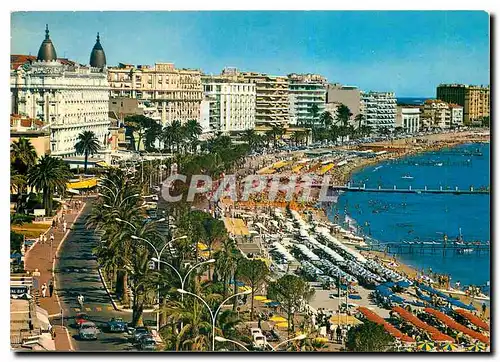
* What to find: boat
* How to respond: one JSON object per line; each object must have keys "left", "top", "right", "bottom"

{"left": 436, "top": 163, "right": 443, "bottom": 167}
{"left": 458, "top": 248, "right": 474, "bottom": 254}
{"left": 401, "top": 175, "right": 414, "bottom": 180}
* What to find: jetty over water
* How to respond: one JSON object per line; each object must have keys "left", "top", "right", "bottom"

{"left": 361, "top": 241, "right": 490, "bottom": 256}
{"left": 328, "top": 184, "right": 490, "bottom": 195}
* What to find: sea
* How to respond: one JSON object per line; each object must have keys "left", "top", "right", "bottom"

{"left": 397, "top": 97, "right": 429, "bottom": 105}
{"left": 327, "top": 142, "right": 490, "bottom": 290}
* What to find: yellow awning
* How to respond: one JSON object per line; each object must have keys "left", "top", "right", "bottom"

{"left": 254, "top": 295, "right": 267, "bottom": 301}
{"left": 318, "top": 163, "right": 335, "bottom": 175}
{"left": 67, "top": 178, "right": 98, "bottom": 189}
{"left": 276, "top": 322, "right": 289, "bottom": 328}
{"left": 270, "top": 316, "right": 287, "bottom": 323}
{"left": 96, "top": 161, "right": 108, "bottom": 167}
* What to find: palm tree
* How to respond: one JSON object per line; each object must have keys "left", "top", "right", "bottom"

{"left": 319, "top": 111, "right": 334, "bottom": 129}
{"left": 184, "top": 119, "right": 203, "bottom": 153}
{"left": 11, "top": 137, "right": 38, "bottom": 175}
{"left": 336, "top": 104, "right": 352, "bottom": 127}
{"left": 355, "top": 113, "right": 365, "bottom": 132}
{"left": 27, "top": 155, "right": 71, "bottom": 215}
{"left": 75, "top": 130, "right": 101, "bottom": 173}
{"left": 241, "top": 129, "right": 258, "bottom": 150}
{"left": 309, "top": 104, "right": 320, "bottom": 128}
{"left": 271, "top": 124, "right": 285, "bottom": 149}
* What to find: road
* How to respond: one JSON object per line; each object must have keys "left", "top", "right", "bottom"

{"left": 52, "top": 201, "right": 154, "bottom": 351}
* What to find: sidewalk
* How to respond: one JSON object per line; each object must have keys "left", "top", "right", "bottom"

{"left": 24, "top": 201, "right": 85, "bottom": 316}
{"left": 23, "top": 201, "right": 86, "bottom": 351}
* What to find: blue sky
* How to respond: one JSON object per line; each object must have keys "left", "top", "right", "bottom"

{"left": 11, "top": 11, "right": 489, "bottom": 96}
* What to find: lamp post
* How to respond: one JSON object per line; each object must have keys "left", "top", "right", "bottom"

{"left": 129, "top": 234, "right": 188, "bottom": 331}
{"left": 268, "top": 334, "right": 307, "bottom": 351}
{"left": 214, "top": 336, "right": 250, "bottom": 351}
{"left": 177, "top": 288, "right": 252, "bottom": 351}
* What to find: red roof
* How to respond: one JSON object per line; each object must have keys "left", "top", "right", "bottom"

{"left": 11, "top": 54, "right": 78, "bottom": 70}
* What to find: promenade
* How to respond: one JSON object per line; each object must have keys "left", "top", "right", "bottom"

{"left": 23, "top": 200, "right": 86, "bottom": 351}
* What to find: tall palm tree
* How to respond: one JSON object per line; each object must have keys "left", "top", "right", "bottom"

{"left": 27, "top": 156, "right": 72, "bottom": 215}
{"left": 11, "top": 137, "right": 38, "bottom": 175}
{"left": 241, "top": 129, "right": 258, "bottom": 150}
{"left": 184, "top": 119, "right": 203, "bottom": 153}
{"left": 271, "top": 124, "right": 285, "bottom": 149}
{"left": 75, "top": 130, "right": 101, "bottom": 173}
{"left": 319, "top": 111, "right": 334, "bottom": 129}
{"left": 355, "top": 113, "right": 365, "bottom": 132}
{"left": 336, "top": 104, "right": 352, "bottom": 127}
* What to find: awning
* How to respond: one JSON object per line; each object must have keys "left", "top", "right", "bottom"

{"left": 96, "top": 161, "right": 108, "bottom": 167}
{"left": 67, "top": 188, "right": 80, "bottom": 195}
{"left": 67, "top": 178, "right": 98, "bottom": 189}
{"left": 223, "top": 217, "right": 250, "bottom": 236}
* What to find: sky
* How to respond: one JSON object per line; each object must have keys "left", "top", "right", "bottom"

{"left": 10, "top": 11, "right": 490, "bottom": 97}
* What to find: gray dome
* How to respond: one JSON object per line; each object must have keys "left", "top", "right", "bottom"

{"left": 37, "top": 24, "right": 57, "bottom": 62}
{"left": 89, "top": 33, "right": 106, "bottom": 68}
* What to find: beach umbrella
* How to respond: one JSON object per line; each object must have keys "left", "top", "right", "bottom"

{"left": 266, "top": 301, "right": 280, "bottom": 307}
{"left": 254, "top": 295, "right": 267, "bottom": 301}
{"left": 262, "top": 299, "right": 272, "bottom": 303}
{"left": 417, "top": 341, "right": 435, "bottom": 352}
{"left": 467, "top": 342, "right": 486, "bottom": 352}
{"left": 441, "top": 342, "right": 458, "bottom": 352}
{"left": 270, "top": 316, "right": 287, "bottom": 323}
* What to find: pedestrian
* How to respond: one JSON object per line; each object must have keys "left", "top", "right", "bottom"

{"left": 39, "top": 233, "right": 44, "bottom": 245}
{"left": 41, "top": 283, "right": 47, "bottom": 298}
{"left": 482, "top": 303, "right": 487, "bottom": 317}
{"left": 63, "top": 220, "right": 67, "bottom": 233}
{"left": 336, "top": 326, "right": 342, "bottom": 343}
{"left": 48, "top": 279, "right": 54, "bottom": 297}
{"left": 52, "top": 219, "right": 56, "bottom": 229}
{"left": 50, "top": 233, "right": 54, "bottom": 244}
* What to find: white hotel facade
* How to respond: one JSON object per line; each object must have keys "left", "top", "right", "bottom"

{"left": 360, "top": 91, "right": 397, "bottom": 132}
{"left": 202, "top": 78, "right": 256, "bottom": 133}
{"left": 10, "top": 26, "right": 110, "bottom": 159}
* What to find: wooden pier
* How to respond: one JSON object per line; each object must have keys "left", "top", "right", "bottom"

{"left": 328, "top": 184, "right": 489, "bottom": 195}
{"left": 361, "top": 241, "right": 490, "bottom": 256}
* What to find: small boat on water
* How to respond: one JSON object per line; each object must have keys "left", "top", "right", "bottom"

{"left": 436, "top": 162, "right": 443, "bottom": 167}
{"left": 458, "top": 248, "right": 474, "bottom": 254}
{"left": 401, "top": 174, "right": 414, "bottom": 180}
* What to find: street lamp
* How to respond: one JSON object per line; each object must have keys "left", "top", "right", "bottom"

{"left": 214, "top": 336, "right": 249, "bottom": 351}
{"left": 130, "top": 234, "right": 187, "bottom": 331}
{"left": 177, "top": 288, "right": 252, "bottom": 351}
{"left": 268, "top": 334, "right": 307, "bottom": 351}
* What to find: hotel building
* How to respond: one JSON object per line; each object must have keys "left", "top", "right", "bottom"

{"left": 10, "top": 27, "right": 110, "bottom": 159}
{"left": 107, "top": 62, "right": 203, "bottom": 126}
{"left": 360, "top": 91, "right": 397, "bottom": 132}
{"left": 326, "top": 83, "right": 361, "bottom": 122}
{"left": 396, "top": 106, "right": 421, "bottom": 133}
{"left": 436, "top": 84, "right": 490, "bottom": 124}
{"left": 288, "top": 73, "right": 327, "bottom": 127}
{"left": 202, "top": 74, "right": 256, "bottom": 134}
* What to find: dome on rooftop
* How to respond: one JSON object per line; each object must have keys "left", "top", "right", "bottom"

{"left": 37, "top": 24, "right": 57, "bottom": 62}
{"left": 89, "top": 33, "right": 106, "bottom": 69}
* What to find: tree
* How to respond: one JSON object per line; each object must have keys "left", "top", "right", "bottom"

{"left": 319, "top": 111, "right": 334, "bottom": 129}
{"left": 184, "top": 119, "right": 203, "bottom": 153}
{"left": 237, "top": 259, "right": 269, "bottom": 321}
{"left": 270, "top": 124, "right": 285, "bottom": 148}
{"left": 354, "top": 114, "right": 365, "bottom": 132}
{"left": 125, "top": 115, "right": 159, "bottom": 151}
{"left": 345, "top": 321, "right": 395, "bottom": 352}
{"left": 267, "top": 274, "right": 315, "bottom": 335}
{"left": 75, "top": 130, "right": 101, "bottom": 173}
{"left": 241, "top": 129, "right": 258, "bottom": 150}
{"left": 336, "top": 104, "right": 352, "bottom": 127}
{"left": 27, "top": 155, "right": 71, "bottom": 215}
{"left": 291, "top": 131, "right": 305, "bottom": 146}
{"left": 11, "top": 137, "right": 37, "bottom": 175}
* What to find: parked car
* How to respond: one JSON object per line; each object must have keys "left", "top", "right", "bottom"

{"left": 133, "top": 327, "right": 150, "bottom": 343}
{"left": 106, "top": 317, "right": 127, "bottom": 332}
{"left": 138, "top": 334, "right": 157, "bottom": 351}
{"left": 79, "top": 321, "right": 99, "bottom": 340}
{"left": 74, "top": 313, "right": 89, "bottom": 328}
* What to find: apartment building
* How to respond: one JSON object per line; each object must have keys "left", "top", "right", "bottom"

{"left": 326, "top": 84, "right": 361, "bottom": 122}
{"left": 202, "top": 75, "right": 256, "bottom": 134}
{"left": 396, "top": 106, "right": 421, "bottom": 133}
{"left": 436, "top": 84, "right": 490, "bottom": 124}
{"left": 10, "top": 27, "right": 110, "bottom": 159}
{"left": 288, "top": 73, "right": 327, "bottom": 126}
{"left": 107, "top": 62, "right": 203, "bottom": 125}
{"left": 360, "top": 91, "right": 397, "bottom": 132}
{"left": 217, "top": 68, "right": 289, "bottom": 127}
{"left": 421, "top": 100, "right": 464, "bottom": 129}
